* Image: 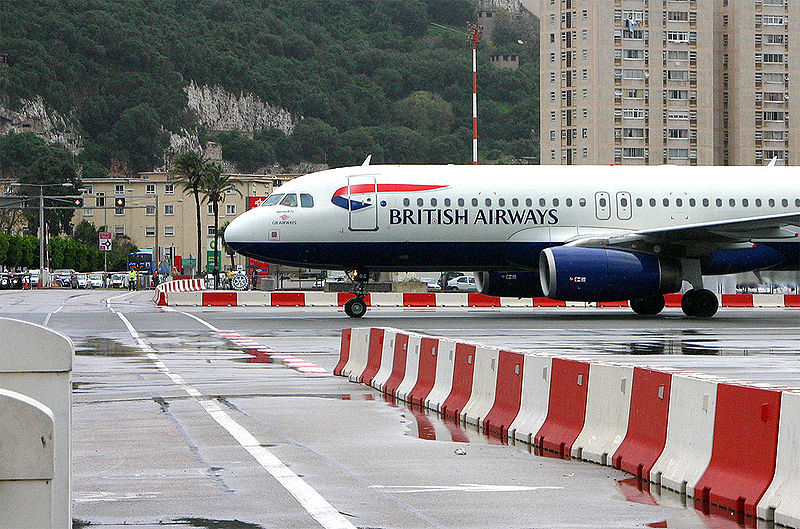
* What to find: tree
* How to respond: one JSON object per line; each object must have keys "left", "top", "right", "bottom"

{"left": 111, "top": 104, "right": 170, "bottom": 171}
{"left": 201, "top": 164, "right": 241, "bottom": 288}
{"left": 172, "top": 151, "right": 207, "bottom": 276}
{"left": 393, "top": 91, "right": 454, "bottom": 136}
{"left": 74, "top": 220, "right": 99, "bottom": 247}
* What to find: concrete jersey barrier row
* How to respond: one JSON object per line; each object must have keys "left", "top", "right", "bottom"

{"left": 156, "top": 290, "right": 800, "bottom": 309}
{"left": 336, "top": 327, "right": 800, "bottom": 527}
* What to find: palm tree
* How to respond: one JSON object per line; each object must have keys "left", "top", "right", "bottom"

{"left": 201, "top": 164, "right": 241, "bottom": 289}
{"left": 172, "top": 151, "right": 206, "bottom": 276}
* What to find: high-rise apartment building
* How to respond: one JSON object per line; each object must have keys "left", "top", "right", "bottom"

{"left": 540, "top": 0, "right": 799, "bottom": 166}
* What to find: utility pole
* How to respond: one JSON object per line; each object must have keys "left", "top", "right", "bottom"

{"left": 39, "top": 187, "right": 45, "bottom": 287}
{"left": 468, "top": 22, "right": 482, "bottom": 165}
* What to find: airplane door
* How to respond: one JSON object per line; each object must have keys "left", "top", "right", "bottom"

{"left": 348, "top": 175, "right": 378, "bottom": 231}
{"left": 616, "top": 191, "right": 632, "bottom": 220}
{"left": 595, "top": 192, "right": 611, "bottom": 220}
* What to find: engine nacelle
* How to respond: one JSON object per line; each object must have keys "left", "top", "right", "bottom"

{"left": 475, "top": 271, "right": 543, "bottom": 298}
{"left": 539, "top": 247, "right": 682, "bottom": 302}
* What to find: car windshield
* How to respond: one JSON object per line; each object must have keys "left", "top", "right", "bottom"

{"left": 89, "top": 274, "right": 101, "bottom": 279}
{"left": 262, "top": 194, "right": 284, "bottom": 206}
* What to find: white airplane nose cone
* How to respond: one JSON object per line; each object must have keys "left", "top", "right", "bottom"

{"left": 224, "top": 214, "right": 253, "bottom": 246}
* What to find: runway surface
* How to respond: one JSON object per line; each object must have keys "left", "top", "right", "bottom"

{"left": 1, "top": 289, "right": 795, "bottom": 528}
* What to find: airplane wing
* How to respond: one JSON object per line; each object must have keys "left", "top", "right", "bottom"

{"left": 567, "top": 212, "right": 800, "bottom": 258}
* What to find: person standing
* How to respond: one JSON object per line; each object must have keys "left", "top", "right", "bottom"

{"left": 128, "top": 269, "right": 137, "bottom": 291}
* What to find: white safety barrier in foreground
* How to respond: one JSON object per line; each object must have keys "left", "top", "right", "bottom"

{"left": 758, "top": 390, "right": 800, "bottom": 527}
{"left": 508, "top": 354, "right": 552, "bottom": 444}
{"left": 0, "top": 318, "right": 72, "bottom": 529}
{"left": 425, "top": 339, "right": 457, "bottom": 412}
{"left": 394, "top": 335, "right": 422, "bottom": 402}
{"left": 459, "top": 346, "right": 499, "bottom": 426}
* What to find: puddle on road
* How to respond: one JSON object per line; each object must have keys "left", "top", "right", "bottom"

{"left": 74, "top": 337, "right": 142, "bottom": 357}
{"left": 173, "top": 518, "right": 265, "bottom": 529}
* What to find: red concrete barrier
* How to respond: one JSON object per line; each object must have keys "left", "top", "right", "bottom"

{"left": 441, "top": 343, "right": 477, "bottom": 419}
{"left": 403, "top": 292, "right": 437, "bottom": 307}
{"left": 337, "top": 292, "right": 372, "bottom": 306}
{"left": 333, "top": 329, "right": 351, "bottom": 376}
{"left": 664, "top": 294, "right": 683, "bottom": 307}
{"left": 468, "top": 293, "right": 501, "bottom": 307}
{"left": 535, "top": 358, "right": 590, "bottom": 457}
{"left": 202, "top": 292, "right": 238, "bottom": 306}
{"left": 408, "top": 337, "right": 440, "bottom": 406}
{"left": 382, "top": 333, "right": 409, "bottom": 397}
{"left": 271, "top": 292, "right": 305, "bottom": 306}
{"left": 533, "top": 297, "right": 567, "bottom": 307}
{"left": 599, "top": 300, "right": 629, "bottom": 307}
{"left": 612, "top": 367, "right": 672, "bottom": 480}
{"left": 784, "top": 294, "right": 800, "bottom": 307}
{"left": 694, "top": 383, "right": 782, "bottom": 517}
{"left": 483, "top": 350, "right": 525, "bottom": 437}
{"left": 360, "top": 329, "right": 385, "bottom": 385}
{"left": 721, "top": 294, "right": 754, "bottom": 308}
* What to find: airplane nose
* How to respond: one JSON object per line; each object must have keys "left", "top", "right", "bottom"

{"left": 224, "top": 213, "right": 254, "bottom": 246}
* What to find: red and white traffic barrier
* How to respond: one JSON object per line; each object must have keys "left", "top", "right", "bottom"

{"left": 336, "top": 327, "right": 800, "bottom": 526}
{"left": 156, "top": 290, "right": 800, "bottom": 309}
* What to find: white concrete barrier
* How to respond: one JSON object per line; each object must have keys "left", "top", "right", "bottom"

{"left": 369, "top": 292, "right": 404, "bottom": 307}
{"left": 395, "top": 334, "right": 422, "bottom": 402}
{"left": 571, "top": 363, "right": 634, "bottom": 465}
{"left": 371, "top": 329, "right": 399, "bottom": 392}
{"left": 753, "top": 294, "right": 784, "bottom": 308}
{"left": 435, "top": 293, "right": 469, "bottom": 307}
{"left": 460, "top": 346, "right": 500, "bottom": 426}
{"left": 650, "top": 373, "right": 719, "bottom": 497}
{"left": 425, "top": 339, "right": 457, "bottom": 412}
{"left": 236, "top": 291, "right": 271, "bottom": 306}
{"left": 757, "top": 390, "right": 800, "bottom": 526}
{"left": 0, "top": 389, "right": 55, "bottom": 529}
{"left": 509, "top": 354, "right": 553, "bottom": 444}
{"left": 500, "top": 297, "right": 534, "bottom": 307}
{"left": 304, "top": 292, "right": 338, "bottom": 306}
{"left": 342, "top": 328, "right": 370, "bottom": 381}
{"left": 0, "top": 318, "right": 72, "bottom": 528}
{"left": 167, "top": 291, "right": 203, "bottom": 306}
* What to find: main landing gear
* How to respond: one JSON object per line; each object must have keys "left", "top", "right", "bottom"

{"left": 630, "top": 294, "right": 666, "bottom": 315}
{"left": 680, "top": 288, "right": 718, "bottom": 318}
{"left": 344, "top": 269, "right": 369, "bottom": 318}
{"left": 630, "top": 260, "right": 719, "bottom": 317}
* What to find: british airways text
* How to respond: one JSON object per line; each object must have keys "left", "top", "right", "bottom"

{"left": 388, "top": 208, "right": 559, "bottom": 226}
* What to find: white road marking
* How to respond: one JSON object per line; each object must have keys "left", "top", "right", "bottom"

{"left": 108, "top": 302, "right": 356, "bottom": 529}
{"left": 44, "top": 303, "right": 66, "bottom": 326}
{"left": 369, "top": 484, "right": 563, "bottom": 494}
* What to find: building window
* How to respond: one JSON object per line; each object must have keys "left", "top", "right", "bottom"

{"left": 84, "top": 207, "right": 93, "bottom": 217}
{"left": 763, "top": 15, "right": 785, "bottom": 26}
{"left": 83, "top": 185, "right": 93, "bottom": 195}
{"left": 667, "top": 50, "right": 688, "bottom": 62}
{"left": 623, "top": 147, "right": 645, "bottom": 158}
{"left": 668, "top": 110, "right": 689, "bottom": 120}
{"left": 764, "top": 34, "right": 785, "bottom": 45}
{"left": 667, "top": 11, "right": 689, "bottom": 22}
{"left": 623, "top": 109, "right": 646, "bottom": 119}
{"left": 114, "top": 226, "right": 125, "bottom": 237}
{"left": 668, "top": 128, "right": 689, "bottom": 139}
{"left": 666, "top": 31, "right": 689, "bottom": 42}
{"left": 668, "top": 90, "right": 689, "bottom": 100}
{"left": 164, "top": 184, "right": 174, "bottom": 195}
{"left": 164, "top": 204, "right": 175, "bottom": 215}
{"left": 145, "top": 184, "right": 155, "bottom": 195}
{"left": 146, "top": 205, "right": 156, "bottom": 216}
{"left": 623, "top": 69, "right": 645, "bottom": 79}
{"left": 668, "top": 148, "right": 689, "bottom": 159}
{"left": 145, "top": 226, "right": 156, "bottom": 237}
{"left": 764, "top": 111, "right": 785, "bottom": 122}
{"left": 624, "top": 128, "right": 645, "bottom": 138}
{"left": 95, "top": 194, "right": 105, "bottom": 208}
{"left": 207, "top": 203, "right": 215, "bottom": 215}
{"left": 582, "top": 128, "right": 588, "bottom": 138}
{"left": 550, "top": 131, "right": 556, "bottom": 141}
{"left": 763, "top": 72, "right": 784, "bottom": 84}
{"left": 207, "top": 225, "right": 216, "bottom": 236}
{"left": 623, "top": 49, "right": 644, "bottom": 60}
{"left": 226, "top": 204, "right": 236, "bottom": 215}
{"left": 667, "top": 70, "right": 689, "bottom": 81}
{"left": 115, "top": 207, "right": 124, "bottom": 216}
{"left": 164, "top": 226, "right": 175, "bottom": 237}
{"left": 763, "top": 53, "right": 785, "bottom": 64}
{"left": 115, "top": 184, "right": 125, "bottom": 195}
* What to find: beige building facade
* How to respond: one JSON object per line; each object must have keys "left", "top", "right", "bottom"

{"left": 540, "top": 0, "right": 798, "bottom": 166}
{"left": 72, "top": 173, "right": 297, "bottom": 272}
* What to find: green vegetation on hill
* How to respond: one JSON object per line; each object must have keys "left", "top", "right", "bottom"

{"left": 2, "top": 0, "right": 539, "bottom": 173}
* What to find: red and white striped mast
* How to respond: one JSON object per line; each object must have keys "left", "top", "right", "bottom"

{"left": 467, "top": 22, "right": 482, "bottom": 165}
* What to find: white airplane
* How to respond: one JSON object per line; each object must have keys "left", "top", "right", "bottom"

{"left": 224, "top": 163, "right": 800, "bottom": 318}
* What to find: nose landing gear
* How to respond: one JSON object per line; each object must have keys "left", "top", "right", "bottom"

{"left": 344, "top": 269, "right": 370, "bottom": 318}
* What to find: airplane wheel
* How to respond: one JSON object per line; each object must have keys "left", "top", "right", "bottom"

{"left": 344, "top": 297, "right": 367, "bottom": 318}
{"left": 681, "top": 289, "right": 718, "bottom": 318}
{"left": 630, "top": 294, "right": 665, "bottom": 315}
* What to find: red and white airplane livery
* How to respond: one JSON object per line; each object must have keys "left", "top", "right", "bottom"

{"left": 224, "top": 163, "right": 800, "bottom": 318}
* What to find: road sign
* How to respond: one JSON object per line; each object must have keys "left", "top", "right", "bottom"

{"left": 183, "top": 258, "right": 197, "bottom": 267}
{"left": 99, "top": 232, "right": 112, "bottom": 252}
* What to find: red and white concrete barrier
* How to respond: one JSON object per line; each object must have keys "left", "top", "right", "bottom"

{"left": 156, "top": 290, "right": 800, "bottom": 309}
{"left": 336, "top": 327, "right": 800, "bottom": 526}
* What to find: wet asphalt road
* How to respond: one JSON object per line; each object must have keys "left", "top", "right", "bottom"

{"left": 1, "top": 289, "right": 795, "bottom": 529}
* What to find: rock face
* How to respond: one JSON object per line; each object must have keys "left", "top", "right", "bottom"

{"left": 184, "top": 81, "right": 298, "bottom": 135}
{"left": 0, "top": 96, "right": 84, "bottom": 154}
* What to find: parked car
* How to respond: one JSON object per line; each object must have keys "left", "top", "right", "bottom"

{"left": 29, "top": 269, "right": 39, "bottom": 288}
{"left": 439, "top": 271, "right": 467, "bottom": 290}
{"left": 88, "top": 272, "right": 104, "bottom": 288}
{"left": 110, "top": 273, "right": 128, "bottom": 288}
{"left": 71, "top": 273, "right": 90, "bottom": 289}
{"left": 53, "top": 269, "right": 76, "bottom": 287}
{"left": 425, "top": 279, "right": 441, "bottom": 291}
{"left": 446, "top": 275, "right": 477, "bottom": 292}
{"left": 0, "top": 273, "right": 10, "bottom": 290}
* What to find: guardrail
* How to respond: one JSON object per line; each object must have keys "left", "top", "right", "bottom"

{"left": 336, "top": 327, "right": 800, "bottom": 527}
{"left": 0, "top": 318, "right": 73, "bottom": 529}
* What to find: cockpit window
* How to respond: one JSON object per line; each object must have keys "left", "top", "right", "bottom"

{"left": 280, "top": 193, "right": 298, "bottom": 207}
{"left": 300, "top": 193, "right": 314, "bottom": 208}
{"left": 262, "top": 193, "right": 284, "bottom": 206}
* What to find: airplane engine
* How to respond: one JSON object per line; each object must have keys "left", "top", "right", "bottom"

{"left": 539, "top": 247, "right": 682, "bottom": 302}
{"left": 475, "top": 271, "right": 543, "bottom": 298}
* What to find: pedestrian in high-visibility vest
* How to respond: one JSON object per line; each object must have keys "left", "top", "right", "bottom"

{"left": 128, "top": 269, "right": 137, "bottom": 291}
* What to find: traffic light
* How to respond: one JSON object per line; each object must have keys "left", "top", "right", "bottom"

{"left": 72, "top": 197, "right": 84, "bottom": 207}
{"left": 115, "top": 196, "right": 126, "bottom": 208}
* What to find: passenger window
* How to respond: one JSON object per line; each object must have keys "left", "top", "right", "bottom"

{"left": 553, "top": 198, "right": 560, "bottom": 207}
{"left": 300, "top": 193, "right": 314, "bottom": 208}
{"left": 702, "top": 198, "right": 709, "bottom": 207}
{"left": 472, "top": 198, "right": 478, "bottom": 207}
{"left": 579, "top": 198, "right": 587, "bottom": 207}
{"left": 729, "top": 198, "right": 736, "bottom": 207}
{"left": 676, "top": 198, "right": 682, "bottom": 207}
{"left": 796, "top": 199, "right": 800, "bottom": 207}
{"left": 431, "top": 198, "right": 437, "bottom": 207}
{"left": 620, "top": 197, "right": 628, "bottom": 207}
{"left": 444, "top": 198, "right": 451, "bottom": 207}
{"left": 716, "top": 198, "right": 723, "bottom": 207}
{"left": 769, "top": 198, "right": 775, "bottom": 207}
{"left": 498, "top": 198, "right": 505, "bottom": 207}
{"left": 635, "top": 198, "right": 642, "bottom": 207}
{"left": 566, "top": 198, "right": 573, "bottom": 207}
{"left": 742, "top": 199, "right": 749, "bottom": 207}
{"left": 649, "top": 198, "right": 656, "bottom": 207}
{"left": 512, "top": 198, "right": 519, "bottom": 207}
{"left": 782, "top": 198, "right": 788, "bottom": 207}
{"left": 526, "top": 198, "right": 534, "bottom": 207}
{"left": 689, "top": 198, "right": 696, "bottom": 207}
{"left": 663, "top": 198, "right": 669, "bottom": 207}
{"left": 263, "top": 194, "right": 284, "bottom": 206}
{"left": 280, "top": 194, "right": 297, "bottom": 207}
{"left": 599, "top": 197, "right": 607, "bottom": 207}
{"left": 539, "top": 198, "right": 546, "bottom": 207}
{"left": 417, "top": 198, "right": 424, "bottom": 207}
{"left": 458, "top": 198, "right": 465, "bottom": 207}
{"left": 756, "top": 199, "right": 762, "bottom": 207}
{"left": 485, "top": 198, "right": 492, "bottom": 207}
